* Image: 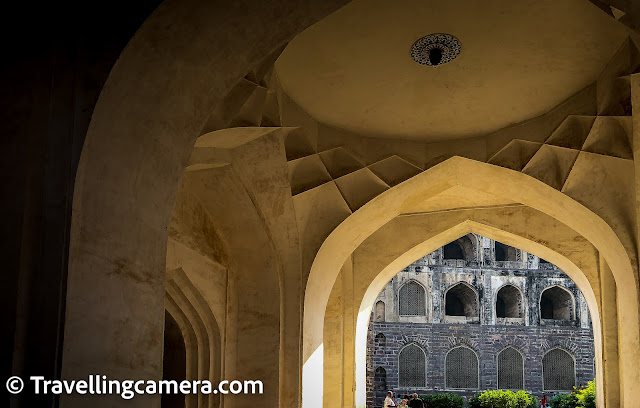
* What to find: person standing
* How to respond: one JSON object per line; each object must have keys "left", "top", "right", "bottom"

{"left": 408, "top": 393, "right": 425, "bottom": 408}
{"left": 384, "top": 391, "right": 397, "bottom": 408}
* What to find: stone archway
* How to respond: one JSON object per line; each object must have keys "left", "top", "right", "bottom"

{"left": 304, "top": 157, "right": 638, "bottom": 408}
{"left": 62, "top": 1, "right": 349, "bottom": 407}
{"left": 350, "top": 217, "right": 605, "bottom": 408}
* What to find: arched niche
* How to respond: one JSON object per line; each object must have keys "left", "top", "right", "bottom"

{"left": 374, "top": 366, "right": 387, "bottom": 391}
{"left": 445, "top": 282, "right": 479, "bottom": 318}
{"left": 495, "top": 241, "right": 519, "bottom": 262}
{"left": 374, "top": 301, "right": 386, "bottom": 321}
{"left": 443, "top": 234, "right": 477, "bottom": 261}
{"left": 496, "top": 284, "right": 523, "bottom": 319}
{"left": 540, "top": 285, "right": 575, "bottom": 321}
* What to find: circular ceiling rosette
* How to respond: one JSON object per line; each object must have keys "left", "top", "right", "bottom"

{"left": 410, "top": 33, "right": 462, "bottom": 66}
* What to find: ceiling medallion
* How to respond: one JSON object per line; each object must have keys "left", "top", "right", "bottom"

{"left": 410, "top": 33, "right": 461, "bottom": 67}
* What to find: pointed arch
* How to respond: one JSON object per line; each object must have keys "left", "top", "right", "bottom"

{"left": 302, "top": 157, "right": 637, "bottom": 407}
{"left": 443, "top": 233, "right": 477, "bottom": 261}
{"left": 496, "top": 284, "right": 524, "bottom": 319}
{"left": 495, "top": 241, "right": 518, "bottom": 262}
{"left": 306, "top": 157, "right": 636, "bottom": 358}
{"left": 444, "top": 282, "right": 479, "bottom": 317}
{"left": 351, "top": 214, "right": 608, "bottom": 408}
{"left": 540, "top": 285, "right": 576, "bottom": 321}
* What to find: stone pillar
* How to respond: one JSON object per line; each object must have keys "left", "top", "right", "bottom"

{"left": 599, "top": 256, "right": 620, "bottom": 408}
{"left": 324, "top": 272, "right": 344, "bottom": 406}
{"left": 342, "top": 260, "right": 356, "bottom": 408}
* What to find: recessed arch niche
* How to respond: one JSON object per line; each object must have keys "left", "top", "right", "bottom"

{"left": 540, "top": 285, "right": 576, "bottom": 321}
{"left": 496, "top": 284, "right": 524, "bottom": 319}
{"left": 445, "top": 282, "right": 479, "bottom": 317}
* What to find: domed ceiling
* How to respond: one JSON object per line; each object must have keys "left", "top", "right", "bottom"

{"left": 275, "top": 0, "right": 628, "bottom": 141}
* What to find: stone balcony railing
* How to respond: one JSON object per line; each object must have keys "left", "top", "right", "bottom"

{"left": 540, "top": 318, "right": 579, "bottom": 327}
{"left": 491, "top": 260, "right": 525, "bottom": 269}
{"left": 425, "top": 259, "right": 530, "bottom": 269}
{"left": 440, "top": 259, "right": 468, "bottom": 268}
{"left": 496, "top": 317, "right": 526, "bottom": 326}
{"left": 443, "top": 315, "right": 480, "bottom": 324}
{"left": 538, "top": 262, "right": 558, "bottom": 270}
{"left": 415, "top": 259, "right": 564, "bottom": 272}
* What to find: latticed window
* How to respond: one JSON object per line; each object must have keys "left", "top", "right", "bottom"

{"left": 399, "top": 281, "right": 426, "bottom": 316}
{"left": 498, "top": 347, "right": 524, "bottom": 389}
{"left": 398, "top": 344, "right": 426, "bottom": 388}
{"left": 543, "top": 348, "right": 575, "bottom": 391}
{"left": 446, "top": 346, "right": 479, "bottom": 389}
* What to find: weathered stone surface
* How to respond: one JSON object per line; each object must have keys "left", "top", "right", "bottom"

{"left": 367, "top": 235, "right": 594, "bottom": 407}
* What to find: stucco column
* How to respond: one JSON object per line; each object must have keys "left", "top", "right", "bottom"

{"left": 599, "top": 256, "right": 620, "bottom": 408}
{"left": 324, "top": 272, "right": 345, "bottom": 405}
{"left": 342, "top": 258, "right": 356, "bottom": 408}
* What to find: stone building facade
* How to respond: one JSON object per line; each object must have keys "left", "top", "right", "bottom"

{"left": 366, "top": 234, "right": 595, "bottom": 407}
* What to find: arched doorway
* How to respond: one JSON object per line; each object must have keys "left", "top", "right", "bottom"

{"left": 365, "top": 232, "right": 594, "bottom": 400}
{"left": 348, "top": 217, "right": 605, "bottom": 408}
{"left": 305, "top": 157, "right": 638, "bottom": 408}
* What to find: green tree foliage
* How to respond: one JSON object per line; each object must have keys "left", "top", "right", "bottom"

{"left": 418, "top": 393, "right": 464, "bottom": 408}
{"left": 550, "top": 393, "right": 578, "bottom": 408}
{"left": 468, "top": 393, "right": 482, "bottom": 408}
{"left": 576, "top": 380, "right": 596, "bottom": 408}
{"left": 549, "top": 379, "right": 596, "bottom": 408}
{"left": 467, "top": 390, "right": 539, "bottom": 408}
